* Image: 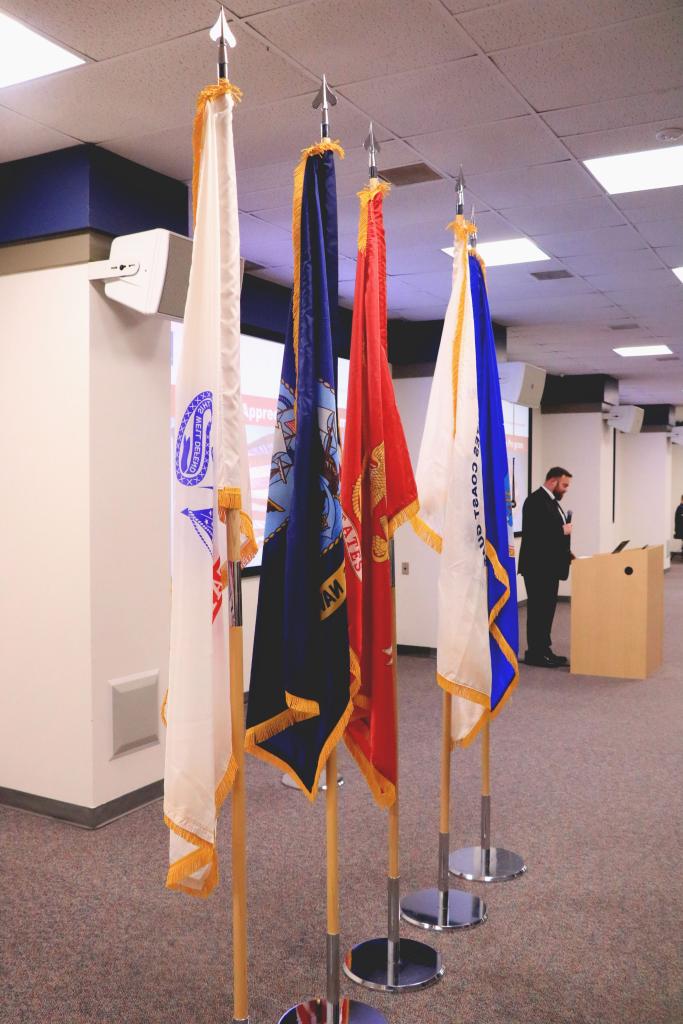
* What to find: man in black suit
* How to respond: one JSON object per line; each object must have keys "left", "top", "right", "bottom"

{"left": 518, "top": 467, "right": 573, "bottom": 668}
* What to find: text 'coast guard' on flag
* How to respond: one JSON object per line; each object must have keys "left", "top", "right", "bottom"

{"left": 245, "top": 139, "right": 353, "bottom": 798}
{"left": 342, "top": 181, "right": 418, "bottom": 807}
{"left": 163, "top": 81, "right": 256, "bottom": 897}
{"left": 412, "top": 217, "right": 518, "bottom": 747}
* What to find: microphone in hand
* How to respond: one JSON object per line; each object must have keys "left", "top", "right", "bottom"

{"left": 565, "top": 509, "right": 573, "bottom": 524}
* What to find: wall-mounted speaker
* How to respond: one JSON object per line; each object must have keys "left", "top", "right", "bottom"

{"left": 498, "top": 361, "right": 546, "bottom": 408}
{"left": 606, "top": 405, "right": 644, "bottom": 434}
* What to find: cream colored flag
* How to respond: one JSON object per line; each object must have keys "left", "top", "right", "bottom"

{"left": 163, "top": 82, "right": 256, "bottom": 897}
{"left": 412, "top": 217, "right": 491, "bottom": 747}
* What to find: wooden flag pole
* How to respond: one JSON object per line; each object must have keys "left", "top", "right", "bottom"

{"left": 226, "top": 511, "right": 249, "bottom": 1024}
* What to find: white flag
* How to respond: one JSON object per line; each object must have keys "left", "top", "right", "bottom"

{"left": 412, "top": 218, "right": 491, "bottom": 747}
{"left": 163, "top": 83, "right": 256, "bottom": 897}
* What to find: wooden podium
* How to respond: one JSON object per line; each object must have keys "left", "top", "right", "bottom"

{"left": 570, "top": 546, "right": 663, "bottom": 679}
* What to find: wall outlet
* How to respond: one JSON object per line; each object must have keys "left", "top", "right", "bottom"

{"left": 401, "top": 562, "right": 409, "bottom": 575}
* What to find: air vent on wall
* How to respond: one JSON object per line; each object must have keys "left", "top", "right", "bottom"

{"left": 655, "top": 354, "right": 679, "bottom": 361}
{"left": 609, "top": 323, "right": 640, "bottom": 330}
{"left": 379, "top": 162, "right": 442, "bottom": 186}
{"left": 530, "top": 269, "right": 573, "bottom": 280}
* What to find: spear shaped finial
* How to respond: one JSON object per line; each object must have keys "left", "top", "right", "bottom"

{"left": 455, "top": 164, "right": 466, "bottom": 216}
{"left": 469, "top": 203, "right": 478, "bottom": 247}
{"left": 364, "top": 121, "right": 381, "bottom": 180}
{"left": 210, "top": 7, "right": 236, "bottom": 81}
{"left": 312, "top": 74, "right": 337, "bottom": 139}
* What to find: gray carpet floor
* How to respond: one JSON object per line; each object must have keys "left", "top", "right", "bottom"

{"left": 2, "top": 570, "right": 682, "bottom": 1024}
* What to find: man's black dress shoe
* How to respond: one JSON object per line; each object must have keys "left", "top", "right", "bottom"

{"left": 524, "top": 651, "right": 559, "bottom": 667}
{"left": 547, "top": 651, "right": 568, "bottom": 666}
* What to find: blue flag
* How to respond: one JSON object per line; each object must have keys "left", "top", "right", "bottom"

{"left": 470, "top": 253, "right": 519, "bottom": 712}
{"left": 245, "top": 141, "right": 352, "bottom": 798}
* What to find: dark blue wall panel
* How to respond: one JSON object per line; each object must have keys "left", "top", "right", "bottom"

{"left": 0, "top": 145, "right": 188, "bottom": 244}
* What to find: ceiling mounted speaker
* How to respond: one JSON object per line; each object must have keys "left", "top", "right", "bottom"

{"left": 606, "top": 405, "right": 644, "bottom": 434}
{"left": 498, "top": 361, "right": 546, "bottom": 408}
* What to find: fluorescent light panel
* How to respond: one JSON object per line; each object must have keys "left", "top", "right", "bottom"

{"left": 613, "top": 344, "right": 673, "bottom": 357}
{"left": 673, "top": 266, "right": 683, "bottom": 284}
{"left": 584, "top": 145, "right": 683, "bottom": 195}
{"left": 0, "top": 12, "right": 84, "bottom": 88}
{"left": 442, "top": 237, "right": 550, "bottom": 267}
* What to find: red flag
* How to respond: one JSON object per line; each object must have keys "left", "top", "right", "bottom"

{"left": 341, "top": 182, "right": 418, "bottom": 808}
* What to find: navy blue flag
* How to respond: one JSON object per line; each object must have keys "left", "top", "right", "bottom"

{"left": 470, "top": 253, "right": 519, "bottom": 712}
{"left": 245, "top": 140, "right": 352, "bottom": 798}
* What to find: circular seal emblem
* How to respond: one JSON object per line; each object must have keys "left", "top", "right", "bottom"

{"left": 176, "top": 390, "right": 212, "bottom": 486}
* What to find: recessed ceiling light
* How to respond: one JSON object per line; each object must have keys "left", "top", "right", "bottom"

{"left": 673, "top": 266, "right": 683, "bottom": 284}
{"left": 441, "top": 237, "right": 550, "bottom": 267}
{"left": 613, "top": 344, "right": 673, "bottom": 357}
{"left": 584, "top": 145, "right": 683, "bottom": 194}
{"left": 0, "top": 12, "right": 84, "bottom": 89}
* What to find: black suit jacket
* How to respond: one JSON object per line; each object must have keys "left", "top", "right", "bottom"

{"left": 518, "top": 487, "right": 572, "bottom": 581}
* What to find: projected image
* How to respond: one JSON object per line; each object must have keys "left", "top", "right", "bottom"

{"left": 171, "top": 327, "right": 349, "bottom": 568}
{"left": 502, "top": 400, "right": 530, "bottom": 534}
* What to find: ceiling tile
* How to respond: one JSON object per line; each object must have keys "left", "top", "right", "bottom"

{"left": 563, "top": 124, "right": 683, "bottom": 161}
{"left": 561, "top": 248, "right": 662, "bottom": 276}
{"left": 227, "top": 0, "right": 307, "bottom": 13}
{"left": 493, "top": 11, "right": 683, "bottom": 112}
{"left": 584, "top": 267, "right": 682, "bottom": 293}
{"left": 340, "top": 58, "right": 526, "bottom": 138}
{"left": 542, "top": 87, "right": 683, "bottom": 137}
{"left": 248, "top": 0, "right": 475, "bottom": 86}
{"left": 408, "top": 115, "right": 567, "bottom": 177}
{"left": 467, "top": 159, "right": 600, "bottom": 208}
{"left": 238, "top": 212, "right": 291, "bottom": 263}
{"left": 104, "top": 123, "right": 194, "bottom": 181}
{"left": 500, "top": 196, "right": 626, "bottom": 234}
{"left": 459, "top": 0, "right": 675, "bottom": 53}
{"left": 386, "top": 245, "right": 458, "bottom": 275}
{"left": 654, "top": 244, "right": 683, "bottom": 268}
{"left": 532, "top": 223, "right": 649, "bottom": 256}
{"left": 0, "top": 107, "right": 78, "bottom": 163}
{"left": 0, "top": 25, "right": 312, "bottom": 142}
{"left": 0, "top": 0, "right": 221, "bottom": 60}
{"left": 441, "top": 0, "right": 500, "bottom": 11}
{"left": 636, "top": 220, "right": 683, "bottom": 246}
{"left": 612, "top": 185, "right": 683, "bottom": 223}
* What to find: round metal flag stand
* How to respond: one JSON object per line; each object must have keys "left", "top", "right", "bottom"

{"left": 401, "top": 692, "right": 487, "bottom": 931}
{"left": 278, "top": 754, "right": 387, "bottom": 1024}
{"left": 343, "top": 550, "right": 443, "bottom": 992}
{"left": 281, "top": 772, "right": 344, "bottom": 791}
{"left": 449, "top": 721, "right": 526, "bottom": 883}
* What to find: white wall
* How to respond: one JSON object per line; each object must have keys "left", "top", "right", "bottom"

{"left": 88, "top": 284, "right": 171, "bottom": 806}
{"left": 0, "top": 265, "right": 170, "bottom": 808}
{"left": 0, "top": 266, "right": 94, "bottom": 806}
{"left": 616, "top": 431, "right": 672, "bottom": 567}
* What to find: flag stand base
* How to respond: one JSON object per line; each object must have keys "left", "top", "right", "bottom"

{"left": 280, "top": 773, "right": 344, "bottom": 791}
{"left": 343, "top": 937, "right": 443, "bottom": 993}
{"left": 278, "top": 997, "right": 386, "bottom": 1024}
{"left": 449, "top": 845, "right": 526, "bottom": 883}
{"left": 400, "top": 888, "right": 486, "bottom": 931}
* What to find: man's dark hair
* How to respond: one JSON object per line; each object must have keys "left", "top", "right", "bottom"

{"left": 545, "top": 466, "right": 572, "bottom": 480}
